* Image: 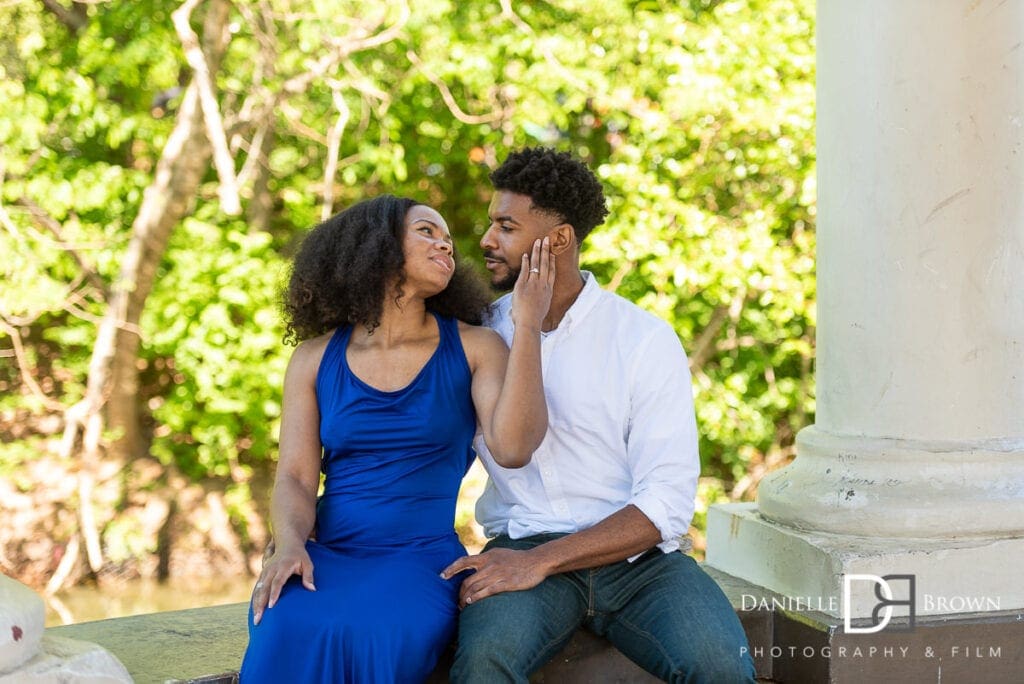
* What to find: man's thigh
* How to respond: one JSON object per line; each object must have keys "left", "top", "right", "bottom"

{"left": 592, "top": 552, "right": 755, "bottom": 683}
{"left": 451, "top": 535, "right": 588, "bottom": 683}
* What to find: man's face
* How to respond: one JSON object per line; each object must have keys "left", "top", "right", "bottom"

{"left": 480, "top": 191, "right": 561, "bottom": 291}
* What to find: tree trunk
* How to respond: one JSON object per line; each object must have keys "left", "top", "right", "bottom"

{"left": 68, "top": 0, "right": 233, "bottom": 576}
{"left": 247, "top": 124, "right": 276, "bottom": 233}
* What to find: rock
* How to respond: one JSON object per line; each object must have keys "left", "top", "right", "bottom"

{"left": 0, "top": 576, "right": 130, "bottom": 683}
{"left": 0, "top": 635, "right": 132, "bottom": 683}
{"left": 0, "top": 573, "right": 44, "bottom": 674}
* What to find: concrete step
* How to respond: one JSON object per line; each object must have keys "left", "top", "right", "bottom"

{"left": 45, "top": 568, "right": 772, "bottom": 683}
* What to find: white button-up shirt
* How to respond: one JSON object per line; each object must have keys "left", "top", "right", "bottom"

{"left": 474, "top": 272, "right": 700, "bottom": 554}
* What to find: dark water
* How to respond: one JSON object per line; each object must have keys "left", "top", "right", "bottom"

{"left": 44, "top": 576, "right": 254, "bottom": 627}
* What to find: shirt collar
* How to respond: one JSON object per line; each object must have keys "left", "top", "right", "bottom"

{"left": 555, "top": 270, "right": 602, "bottom": 335}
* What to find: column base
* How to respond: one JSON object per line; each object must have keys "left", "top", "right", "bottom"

{"left": 756, "top": 426, "right": 1024, "bottom": 538}
{"left": 705, "top": 502, "right": 1024, "bottom": 619}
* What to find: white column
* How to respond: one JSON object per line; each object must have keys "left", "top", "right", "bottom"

{"left": 706, "top": 0, "right": 1024, "bottom": 617}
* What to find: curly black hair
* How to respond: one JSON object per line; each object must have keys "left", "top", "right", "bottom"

{"left": 490, "top": 147, "right": 610, "bottom": 244}
{"left": 282, "top": 194, "right": 491, "bottom": 344}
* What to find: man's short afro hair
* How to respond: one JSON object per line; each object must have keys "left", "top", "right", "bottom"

{"left": 490, "top": 147, "right": 609, "bottom": 245}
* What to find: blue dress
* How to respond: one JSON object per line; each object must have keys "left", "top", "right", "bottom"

{"left": 240, "top": 314, "right": 476, "bottom": 683}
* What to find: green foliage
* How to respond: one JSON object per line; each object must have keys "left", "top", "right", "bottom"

{"left": 2, "top": 0, "right": 816, "bottom": 563}
{"left": 1, "top": 0, "right": 178, "bottom": 422}
{"left": 103, "top": 515, "right": 155, "bottom": 564}
{"left": 143, "top": 212, "right": 288, "bottom": 479}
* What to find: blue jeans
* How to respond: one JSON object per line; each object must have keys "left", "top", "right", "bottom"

{"left": 451, "top": 534, "right": 755, "bottom": 683}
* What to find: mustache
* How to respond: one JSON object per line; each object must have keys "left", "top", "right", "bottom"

{"left": 481, "top": 251, "right": 505, "bottom": 263}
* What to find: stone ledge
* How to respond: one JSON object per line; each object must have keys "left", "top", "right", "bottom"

{"left": 46, "top": 567, "right": 771, "bottom": 683}
{"left": 47, "top": 604, "right": 689, "bottom": 683}
{"left": 48, "top": 567, "right": 1024, "bottom": 682}
{"left": 48, "top": 603, "right": 247, "bottom": 684}
{"left": 0, "top": 634, "right": 132, "bottom": 684}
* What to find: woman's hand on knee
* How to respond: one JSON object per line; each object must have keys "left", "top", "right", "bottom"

{"left": 251, "top": 541, "right": 316, "bottom": 625}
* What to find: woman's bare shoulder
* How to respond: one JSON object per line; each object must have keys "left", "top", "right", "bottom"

{"left": 287, "top": 330, "right": 335, "bottom": 377}
{"left": 457, "top": 321, "right": 504, "bottom": 345}
{"left": 457, "top": 322, "right": 507, "bottom": 367}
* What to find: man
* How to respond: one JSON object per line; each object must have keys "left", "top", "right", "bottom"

{"left": 441, "top": 148, "right": 755, "bottom": 683}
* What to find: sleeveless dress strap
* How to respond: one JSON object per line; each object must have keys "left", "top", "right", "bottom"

{"left": 434, "top": 314, "right": 472, "bottom": 380}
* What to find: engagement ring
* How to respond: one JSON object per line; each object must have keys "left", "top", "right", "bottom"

{"left": 529, "top": 268, "right": 540, "bottom": 273}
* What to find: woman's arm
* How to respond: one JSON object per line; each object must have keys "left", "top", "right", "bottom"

{"left": 251, "top": 337, "right": 327, "bottom": 625}
{"left": 468, "top": 238, "right": 553, "bottom": 468}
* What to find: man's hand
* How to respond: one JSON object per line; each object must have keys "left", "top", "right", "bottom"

{"left": 251, "top": 541, "right": 315, "bottom": 626}
{"left": 441, "top": 548, "right": 549, "bottom": 608}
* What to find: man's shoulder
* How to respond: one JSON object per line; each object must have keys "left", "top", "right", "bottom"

{"left": 482, "top": 294, "right": 513, "bottom": 329}
{"left": 589, "top": 287, "right": 677, "bottom": 341}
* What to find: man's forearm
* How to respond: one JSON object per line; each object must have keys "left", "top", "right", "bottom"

{"left": 443, "top": 504, "right": 667, "bottom": 607}
{"left": 527, "top": 504, "right": 663, "bottom": 576}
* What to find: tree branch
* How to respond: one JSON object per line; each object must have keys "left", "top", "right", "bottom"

{"left": 605, "top": 259, "right": 636, "bottom": 293}
{"left": 0, "top": 202, "right": 101, "bottom": 324}
{"left": 688, "top": 304, "right": 729, "bottom": 370}
{"left": 321, "top": 83, "right": 351, "bottom": 221}
{"left": 406, "top": 50, "right": 504, "bottom": 125}
{"left": 229, "top": 0, "right": 277, "bottom": 158}
{"left": 172, "top": 0, "right": 241, "bottom": 215}
{"left": 44, "top": 535, "right": 80, "bottom": 596}
{"left": 67, "top": 0, "right": 233, "bottom": 576}
{"left": 342, "top": 59, "right": 389, "bottom": 102}
{"left": 17, "top": 196, "right": 106, "bottom": 293}
{"left": 281, "top": 2, "right": 410, "bottom": 95}
{"left": 0, "top": 319, "right": 65, "bottom": 411}
{"left": 235, "top": 117, "right": 271, "bottom": 189}
{"left": 39, "top": 0, "right": 88, "bottom": 34}
{"left": 279, "top": 100, "right": 328, "bottom": 144}
{"left": 499, "top": 0, "right": 589, "bottom": 92}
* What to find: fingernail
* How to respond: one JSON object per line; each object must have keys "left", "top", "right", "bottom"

{"left": 466, "top": 597, "right": 472, "bottom": 604}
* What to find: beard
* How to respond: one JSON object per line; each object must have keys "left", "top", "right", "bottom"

{"left": 483, "top": 251, "right": 520, "bottom": 291}
{"left": 492, "top": 266, "right": 519, "bottom": 292}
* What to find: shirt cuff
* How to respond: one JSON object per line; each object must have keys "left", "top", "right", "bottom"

{"left": 626, "top": 491, "right": 689, "bottom": 561}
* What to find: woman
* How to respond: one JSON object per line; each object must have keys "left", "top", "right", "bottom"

{"left": 239, "top": 195, "right": 554, "bottom": 683}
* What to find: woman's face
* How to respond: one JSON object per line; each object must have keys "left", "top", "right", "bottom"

{"left": 400, "top": 205, "right": 455, "bottom": 297}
